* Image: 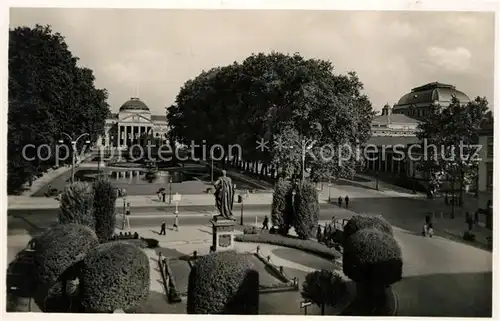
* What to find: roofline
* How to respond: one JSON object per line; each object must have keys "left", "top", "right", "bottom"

{"left": 411, "top": 82, "right": 455, "bottom": 92}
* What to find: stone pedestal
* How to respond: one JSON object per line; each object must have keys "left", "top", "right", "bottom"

{"left": 210, "top": 218, "right": 236, "bottom": 251}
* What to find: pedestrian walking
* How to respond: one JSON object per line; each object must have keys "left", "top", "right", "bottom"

{"left": 157, "top": 189, "right": 162, "bottom": 201}
{"left": 474, "top": 210, "right": 479, "bottom": 224}
{"left": 162, "top": 190, "right": 166, "bottom": 202}
{"left": 338, "top": 196, "right": 342, "bottom": 207}
{"left": 262, "top": 215, "right": 269, "bottom": 230}
{"left": 466, "top": 212, "right": 473, "bottom": 231}
{"left": 345, "top": 195, "right": 349, "bottom": 209}
{"left": 173, "top": 214, "right": 179, "bottom": 232}
{"left": 160, "top": 221, "right": 166, "bottom": 235}
{"left": 423, "top": 212, "right": 433, "bottom": 237}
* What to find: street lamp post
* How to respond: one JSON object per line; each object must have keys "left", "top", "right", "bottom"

{"left": 121, "top": 188, "right": 127, "bottom": 230}
{"left": 288, "top": 138, "right": 315, "bottom": 182}
{"left": 168, "top": 176, "right": 173, "bottom": 204}
{"left": 210, "top": 146, "right": 221, "bottom": 183}
{"left": 59, "top": 132, "right": 91, "bottom": 183}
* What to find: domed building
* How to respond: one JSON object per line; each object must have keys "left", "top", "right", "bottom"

{"left": 393, "top": 82, "right": 470, "bottom": 119}
{"left": 364, "top": 82, "right": 473, "bottom": 186}
{"left": 99, "top": 97, "right": 170, "bottom": 149}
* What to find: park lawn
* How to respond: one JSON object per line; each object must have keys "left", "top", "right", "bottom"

{"left": 235, "top": 232, "right": 341, "bottom": 260}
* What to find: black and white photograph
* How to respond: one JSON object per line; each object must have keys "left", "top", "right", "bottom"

{"left": 4, "top": 1, "right": 496, "bottom": 317}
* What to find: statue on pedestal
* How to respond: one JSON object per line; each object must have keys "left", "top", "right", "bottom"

{"left": 213, "top": 170, "right": 235, "bottom": 220}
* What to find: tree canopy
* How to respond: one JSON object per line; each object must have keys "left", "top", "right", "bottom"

{"left": 167, "top": 52, "right": 375, "bottom": 181}
{"left": 417, "top": 95, "right": 489, "bottom": 201}
{"left": 8, "top": 24, "right": 110, "bottom": 193}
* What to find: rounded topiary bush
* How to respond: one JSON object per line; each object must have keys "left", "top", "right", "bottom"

{"left": 271, "top": 179, "right": 293, "bottom": 234}
{"left": 35, "top": 223, "right": 99, "bottom": 286}
{"left": 59, "top": 182, "right": 95, "bottom": 229}
{"left": 187, "top": 251, "right": 259, "bottom": 314}
{"left": 80, "top": 242, "right": 150, "bottom": 312}
{"left": 294, "top": 182, "right": 320, "bottom": 239}
{"left": 343, "top": 215, "right": 393, "bottom": 244}
{"left": 343, "top": 228, "right": 402, "bottom": 285}
{"left": 92, "top": 176, "right": 117, "bottom": 242}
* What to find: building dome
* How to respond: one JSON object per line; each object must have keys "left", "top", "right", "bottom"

{"left": 396, "top": 82, "right": 470, "bottom": 106}
{"left": 119, "top": 97, "right": 150, "bottom": 112}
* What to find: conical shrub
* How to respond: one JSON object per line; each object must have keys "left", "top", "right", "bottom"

{"left": 92, "top": 176, "right": 117, "bottom": 242}
{"left": 59, "top": 182, "right": 95, "bottom": 229}
{"left": 294, "top": 181, "right": 320, "bottom": 239}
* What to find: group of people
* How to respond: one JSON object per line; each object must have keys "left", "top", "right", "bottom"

{"left": 337, "top": 195, "right": 350, "bottom": 209}
{"left": 316, "top": 221, "right": 344, "bottom": 247}
{"left": 156, "top": 188, "right": 167, "bottom": 202}
{"left": 159, "top": 214, "right": 180, "bottom": 235}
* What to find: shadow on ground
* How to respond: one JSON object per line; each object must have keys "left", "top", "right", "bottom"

{"left": 271, "top": 248, "right": 342, "bottom": 271}
{"left": 342, "top": 197, "right": 491, "bottom": 252}
{"left": 393, "top": 271, "right": 492, "bottom": 317}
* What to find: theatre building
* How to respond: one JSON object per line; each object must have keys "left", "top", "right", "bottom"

{"left": 97, "top": 97, "right": 169, "bottom": 149}
{"left": 363, "top": 82, "right": 472, "bottom": 189}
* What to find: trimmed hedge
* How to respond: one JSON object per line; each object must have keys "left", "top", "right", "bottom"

{"left": 294, "top": 181, "right": 320, "bottom": 239}
{"left": 343, "top": 229, "right": 402, "bottom": 285}
{"left": 187, "top": 251, "right": 259, "bottom": 314}
{"left": 235, "top": 233, "right": 341, "bottom": 260}
{"left": 343, "top": 215, "right": 393, "bottom": 244}
{"left": 243, "top": 226, "right": 258, "bottom": 234}
{"left": 80, "top": 242, "right": 150, "bottom": 312}
{"left": 92, "top": 176, "right": 117, "bottom": 242}
{"left": 34, "top": 223, "right": 99, "bottom": 286}
{"left": 271, "top": 179, "right": 293, "bottom": 234}
{"left": 301, "top": 270, "right": 347, "bottom": 313}
{"left": 59, "top": 182, "right": 95, "bottom": 229}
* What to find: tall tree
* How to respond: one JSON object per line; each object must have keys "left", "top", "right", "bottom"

{"left": 418, "top": 96, "right": 488, "bottom": 204}
{"left": 167, "top": 52, "right": 375, "bottom": 182}
{"left": 8, "top": 25, "right": 110, "bottom": 194}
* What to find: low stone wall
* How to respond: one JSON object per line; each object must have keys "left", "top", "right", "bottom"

{"left": 254, "top": 246, "right": 299, "bottom": 293}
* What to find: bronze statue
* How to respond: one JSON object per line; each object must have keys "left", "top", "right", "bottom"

{"left": 213, "top": 170, "right": 235, "bottom": 220}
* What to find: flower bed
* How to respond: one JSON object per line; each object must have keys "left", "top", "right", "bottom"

{"left": 235, "top": 233, "right": 341, "bottom": 260}
{"left": 108, "top": 232, "right": 159, "bottom": 249}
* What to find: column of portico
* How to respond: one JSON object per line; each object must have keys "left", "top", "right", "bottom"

{"left": 118, "top": 125, "right": 122, "bottom": 148}
{"left": 131, "top": 125, "right": 135, "bottom": 146}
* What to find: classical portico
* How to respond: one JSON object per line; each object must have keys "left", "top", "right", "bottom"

{"left": 98, "top": 97, "right": 169, "bottom": 149}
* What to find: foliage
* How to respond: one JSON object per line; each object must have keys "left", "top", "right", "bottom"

{"left": 167, "top": 52, "right": 375, "bottom": 181}
{"left": 243, "top": 226, "right": 258, "bottom": 234}
{"left": 294, "top": 181, "right": 320, "bottom": 239}
{"left": 59, "top": 182, "right": 95, "bottom": 229}
{"left": 417, "top": 95, "right": 488, "bottom": 199}
{"left": 80, "top": 242, "right": 150, "bottom": 312}
{"left": 235, "top": 233, "right": 341, "bottom": 260}
{"left": 8, "top": 24, "right": 110, "bottom": 194}
{"left": 271, "top": 178, "right": 293, "bottom": 234}
{"left": 34, "top": 223, "right": 98, "bottom": 286}
{"left": 463, "top": 231, "right": 476, "bottom": 242}
{"left": 343, "top": 229, "right": 402, "bottom": 285}
{"left": 92, "top": 176, "right": 117, "bottom": 242}
{"left": 187, "top": 251, "right": 259, "bottom": 314}
{"left": 343, "top": 215, "right": 393, "bottom": 244}
{"left": 301, "top": 270, "right": 347, "bottom": 314}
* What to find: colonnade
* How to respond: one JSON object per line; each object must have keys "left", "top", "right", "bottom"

{"left": 103, "top": 125, "right": 153, "bottom": 147}
{"left": 111, "top": 171, "right": 142, "bottom": 180}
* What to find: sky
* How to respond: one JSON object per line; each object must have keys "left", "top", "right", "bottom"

{"left": 9, "top": 8, "right": 495, "bottom": 116}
